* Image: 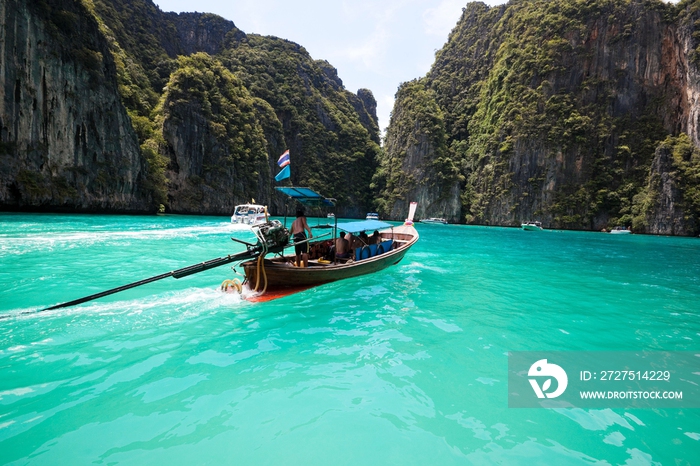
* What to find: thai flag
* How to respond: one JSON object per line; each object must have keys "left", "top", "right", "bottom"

{"left": 277, "top": 150, "right": 290, "bottom": 168}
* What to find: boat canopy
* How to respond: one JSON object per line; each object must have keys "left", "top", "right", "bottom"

{"left": 337, "top": 219, "right": 392, "bottom": 233}
{"left": 275, "top": 187, "right": 335, "bottom": 207}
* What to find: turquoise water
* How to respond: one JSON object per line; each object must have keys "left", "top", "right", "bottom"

{"left": 1, "top": 213, "right": 699, "bottom": 464}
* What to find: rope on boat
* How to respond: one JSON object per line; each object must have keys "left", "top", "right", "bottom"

{"left": 253, "top": 253, "right": 269, "bottom": 294}
{"left": 220, "top": 278, "right": 242, "bottom": 293}
{"left": 245, "top": 224, "right": 331, "bottom": 298}
{"left": 251, "top": 225, "right": 270, "bottom": 296}
{"left": 220, "top": 223, "right": 269, "bottom": 297}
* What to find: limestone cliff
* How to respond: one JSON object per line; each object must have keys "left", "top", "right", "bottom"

{"left": 382, "top": 0, "right": 700, "bottom": 235}
{"left": 380, "top": 81, "right": 462, "bottom": 222}
{"left": 223, "top": 36, "right": 381, "bottom": 217}
{"left": 645, "top": 145, "right": 688, "bottom": 235}
{"left": 0, "top": 0, "right": 380, "bottom": 216}
{"left": 641, "top": 134, "right": 700, "bottom": 235}
{"left": 348, "top": 88, "right": 381, "bottom": 145}
{"left": 92, "top": 0, "right": 380, "bottom": 216}
{"left": 0, "top": 0, "right": 150, "bottom": 212}
{"left": 158, "top": 54, "right": 274, "bottom": 215}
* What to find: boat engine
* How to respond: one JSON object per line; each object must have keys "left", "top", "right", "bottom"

{"left": 252, "top": 220, "right": 290, "bottom": 254}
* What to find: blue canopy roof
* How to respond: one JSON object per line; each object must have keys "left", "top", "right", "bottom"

{"left": 337, "top": 219, "right": 392, "bottom": 233}
{"left": 275, "top": 187, "right": 335, "bottom": 207}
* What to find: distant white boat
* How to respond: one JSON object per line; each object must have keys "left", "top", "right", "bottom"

{"left": 521, "top": 221, "right": 543, "bottom": 231}
{"left": 327, "top": 213, "right": 335, "bottom": 218}
{"left": 610, "top": 226, "right": 631, "bottom": 235}
{"left": 231, "top": 204, "right": 267, "bottom": 226}
{"left": 366, "top": 212, "right": 379, "bottom": 220}
{"left": 421, "top": 218, "right": 447, "bottom": 224}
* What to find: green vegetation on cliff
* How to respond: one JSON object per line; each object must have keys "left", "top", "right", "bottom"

{"left": 668, "top": 134, "right": 700, "bottom": 218}
{"left": 643, "top": 133, "right": 700, "bottom": 228}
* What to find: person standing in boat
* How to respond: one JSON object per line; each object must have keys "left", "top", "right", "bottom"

{"left": 291, "top": 209, "right": 313, "bottom": 267}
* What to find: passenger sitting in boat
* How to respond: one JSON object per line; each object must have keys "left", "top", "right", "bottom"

{"left": 346, "top": 232, "right": 363, "bottom": 255}
{"left": 291, "top": 209, "right": 312, "bottom": 267}
{"left": 370, "top": 230, "right": 380, "bottom": 244}
{"left": 359, "top": 231, "right": 369, "bottom": 245}
{"left": 334, "top": 232, "right": 351, "bottom": 259}
{"left": 310, "top": 240, "right": 329, "bottom": 260}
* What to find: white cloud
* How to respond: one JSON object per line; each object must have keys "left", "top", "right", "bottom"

{"left": 231, "top": 1, "right": 272, "bottom": 34}
{"left": 423, "top": 0, "right": 465, "bottom": 37}
{"left": 333, "top": 20, "right": 391, "bottom": 70}
{"left": 332, "top": 0, "right": 408, "bottom": 70}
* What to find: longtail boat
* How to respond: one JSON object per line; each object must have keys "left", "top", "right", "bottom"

{"left": 33, "top": 188, "right": 417, "bottom": 313}
{"left": 235, "top": 187, "right": 419, "bottom": 302}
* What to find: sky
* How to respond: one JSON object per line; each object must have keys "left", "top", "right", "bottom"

{"left": 152, "top": 0, "right": 507, "bottom": 135}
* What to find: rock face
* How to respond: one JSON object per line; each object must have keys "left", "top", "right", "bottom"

{"left": 382, "top": 0, "right": 700, "bottom": 235}
{"left": 0, "top": 0, "right": 150, "bottom": 212}
{"left": 348, "top": 88, "right": 381, "bottom": 145}
{"left": 645, "top": 145, "right": 687, "bottom": 235}
{"left": 168, "top": 13, "right": 244, "bottom": 56}
{"left": 676, "top": 3, "right": 700, "bottom": 150}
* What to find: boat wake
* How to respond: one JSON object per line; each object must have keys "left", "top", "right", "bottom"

{"left": 1, "top": 223, "right": 257, "bottom": 255}
{"left": 0, "top": 286, "right": 247, "bottom": 324}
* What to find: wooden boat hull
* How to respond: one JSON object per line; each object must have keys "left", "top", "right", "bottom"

{"left": 241, "top": 225, "right": 418, "bottom": 296}
{"left": 244, "top": 285, "right": 316, "bottom": 303}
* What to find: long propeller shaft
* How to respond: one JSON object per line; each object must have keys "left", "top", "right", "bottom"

{"left": 40, "top": 249, "right": 259, "bottom": 312}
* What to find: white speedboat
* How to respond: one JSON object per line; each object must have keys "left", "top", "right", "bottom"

{"left": 421, "top": 217, "right": 447, "bottom": 224}
{"left": 610, "top": 226, "right": 631, "bottom": 234}
{"left": 521, "top": 221, "right": 543, "bottom": 231}
{"left": 366, "top": 212, "right": 379, "bottom": 220}
{"left": 231, "top": 204, "right": 267, "bottom": 226}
